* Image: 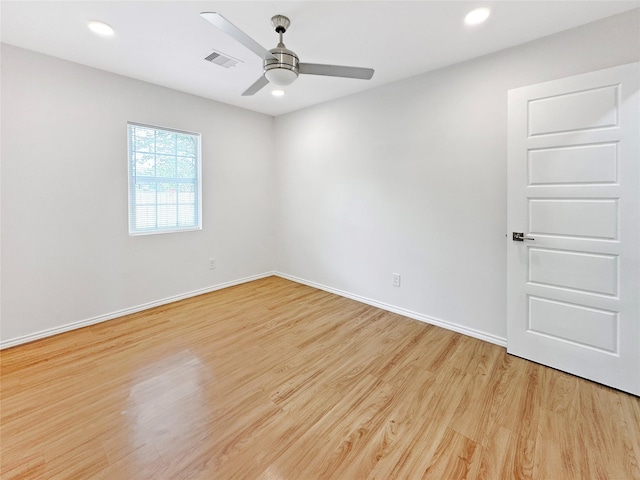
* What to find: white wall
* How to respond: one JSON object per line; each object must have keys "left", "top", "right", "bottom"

{"left": 274, "top": 10, "right": 640, "bottom": 343}
{"left": 1, "top": 45, "right": 275, "bottom": 345}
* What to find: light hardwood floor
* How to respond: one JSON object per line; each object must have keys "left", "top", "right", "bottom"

{"left": 1, "top": 276, "right": 639, "bottom": 479}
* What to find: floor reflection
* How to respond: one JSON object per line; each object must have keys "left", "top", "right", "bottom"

{"left": 125, "top": 349, "right": 212, "bottom": 453}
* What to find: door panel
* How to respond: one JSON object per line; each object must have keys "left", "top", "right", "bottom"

{"left": 528, "top": 297, "right": 617, "bottom": 353}
{"left": 507, "top": 63, "right": 639, "bottom": 395}
{"left": 528, "top": 248, "right": 617, "bottom": 295}
{"left": 528, "top": 143, "right": 618, "bottom": 185}
{"left": 529, "top": 199, "right": 618, "bottom": 238}
{"left": 527, "top": 84, "right": 619, "bottom": 135}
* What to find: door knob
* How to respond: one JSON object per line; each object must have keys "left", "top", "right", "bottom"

{"left": 513, "top": 232, "right": 535, "bottom": 242}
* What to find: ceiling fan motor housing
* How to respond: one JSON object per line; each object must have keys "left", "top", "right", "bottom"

{"left": 265, "top": 46, "right": 299, "bottom": 78}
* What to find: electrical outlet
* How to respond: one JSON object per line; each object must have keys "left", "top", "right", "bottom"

{"left": 209, "top": 258, "right": 216, "bottom": 270}
{"left": 392, "top": 273, "right": 401, "bottom": 287}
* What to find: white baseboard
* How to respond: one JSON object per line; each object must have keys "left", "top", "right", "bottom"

{"left": 275, "top": 272, "right": 507, "bottom": 348}
{"left": 0, "top": 272, "right": 275, "bottom": 350}
{"left": 1, "top": 271, "right": 507, "bottom": 350}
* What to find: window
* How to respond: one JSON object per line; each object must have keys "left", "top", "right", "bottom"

{"left": 127, "top": 122, "right": 202, "bottom": 235}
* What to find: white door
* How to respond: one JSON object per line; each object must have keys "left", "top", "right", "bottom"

{"left": 507, "top": 63, "right": 640, "bottom": 396}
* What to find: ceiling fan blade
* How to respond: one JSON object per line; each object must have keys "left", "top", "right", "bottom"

{"left": 200, "top": 12, "right": 275, "bottom": 60}
{"left": 298, "top": 63, "right": 374, "bottom": 80}
{"left": 242, "top": 75, "right": 270, "bottom": 96}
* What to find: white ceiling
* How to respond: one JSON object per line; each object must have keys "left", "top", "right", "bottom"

{"left": 2, "top": 1, "right": 639, "bottom": 116}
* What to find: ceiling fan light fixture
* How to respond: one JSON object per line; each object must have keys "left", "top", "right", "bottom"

{"left": 271, "top": 89, "right": 285, "bottom": 97}
{"left": 464, "top": 7, "right": 491, "bottom": 26}
{"left": 87, "top": 20, "right": 114, "bottom": 36}
{"left": 265, "top": 67, "right": 298, "bottom": 86}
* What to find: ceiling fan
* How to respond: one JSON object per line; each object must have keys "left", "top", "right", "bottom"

{"left": 200, "top": 12, "right": 375, "bottom": 96}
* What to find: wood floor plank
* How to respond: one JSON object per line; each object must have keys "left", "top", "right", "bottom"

{"left": 366, "top": 366, "right": 474, "bottom": 479}
{"left": 449, "top": 341, "right": 504, "bottom": 444}
{"left": 479, "top": 424, "right": 534, "bottom": 480}
{"left": 485, "top": 354, "right": 541, "bottom": 444}
{"left": 420, "top": 428, "right": 482, "bottom": 480}
{"left": 572, "top": 381, "right": 640, "bottom": 480}
{"left": 533, "top": 407, "right": 585, "bottom": 479}
{"left": 269, "top": 374, "right": 396, "bottom": 478}
{"left": 1, "top": 276, "right": 639, "bottom": 479}
{"left": 324, "top": 365, "right": 436, "bottom": 480}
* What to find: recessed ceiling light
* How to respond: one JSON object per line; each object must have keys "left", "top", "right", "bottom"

{"left": 87, "top": 20, "right": 114, "bottom": 36}
{"left": 464, "top": 7, "right": 491, "bottom": 26}
{"left": 271, "top": 89, "right": 285, "bottom": 97}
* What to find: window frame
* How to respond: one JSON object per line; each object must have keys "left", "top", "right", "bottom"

{"left": 127, "top": 121, "right": 202, "bottom": 236}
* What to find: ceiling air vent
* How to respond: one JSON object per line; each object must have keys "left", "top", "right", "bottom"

{"left": 204, "top": 50, "right": 242, "bottom": 69}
